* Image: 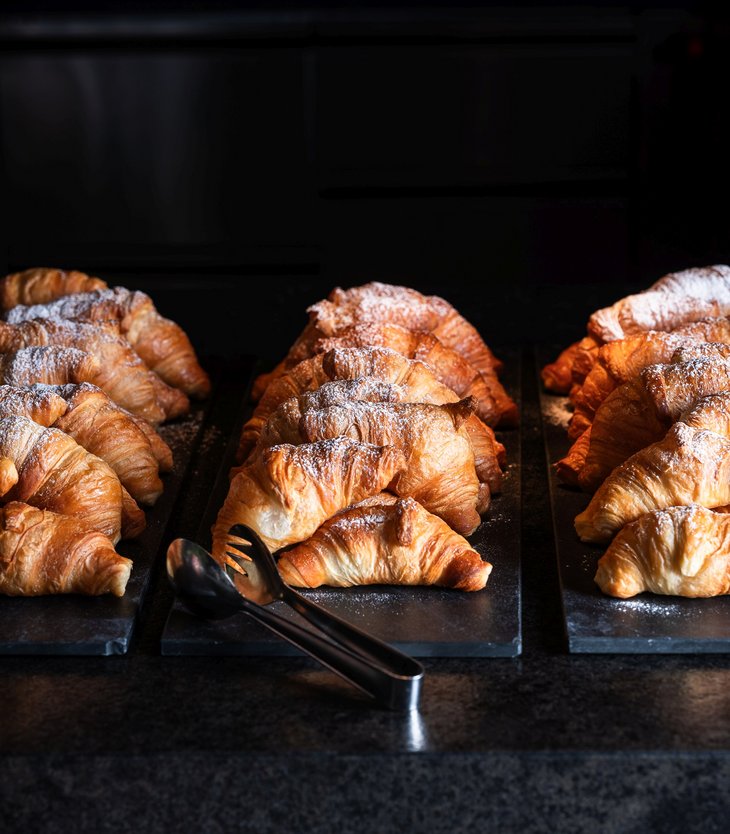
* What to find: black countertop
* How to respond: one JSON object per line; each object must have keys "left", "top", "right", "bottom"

{"left": 2, "top": 280, "right": 729, "bottom": 833}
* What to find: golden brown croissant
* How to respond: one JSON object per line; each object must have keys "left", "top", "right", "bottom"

{"left": 0, "top": 384, "right": 69, "bottom": 426}
{"left": 50, "top": 383, "right": 164, "bottom": 505}
{"left": 575, "top": 422, "right": 730, "bottom": 544}
{"left": 567, "top": 320, "right": 729, "bottom": 439}
{"left": 0, "top": 267, "right": 107, "bottom": 312}
{"left": 542, "top": 337, "right": 601, "bottom": 394}
{"left": 0, "top": 415, "right": 144, "bottom": 544}
{"left": 588, "top": 265, "right": 730, "bottom": 343}
{"left": 0, "top": 501, "right": 131, "bottom": 596}
{"left": 6, "top": 287, "right": 210, "bottom": 399}
{"left": 240, "top": 346, "right": 498, "bottom": 467}
{"left": 294, "top": 399, "right": 483, "bottom": 534}
{"left": 0, "top": 346, "right": 100, "bottom": 388}
{"left": 252, "top": 282, "right": 503, "bottom": 399}
{"left": 277, "top": 493, "right": 492, "bottom": 591}
{"left": 255, "top": 377, "right": 503, "bottom": 497}
{"left": 0, "top": 319, "right": 187, "bottom": 423}
{"left": 555, "top": 427, "right": 592, "bottom": 488}
{"left": 212, "top": 438, "right": 406, "bottom": 557}
{"left": 577, "top": 359, "right": 730, "bottom": 491}
{"left": 308, "top": 321, "right": 516, "bottom": 427}
{"left": 595, "top": 504, "right": 730, "bottom": 598}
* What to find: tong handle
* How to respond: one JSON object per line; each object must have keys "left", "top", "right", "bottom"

{"left": 241, "top": 596, "right": 423, "bottom": 711}
{"left": 280, "top": 584, "right": 424, "bottom": 707}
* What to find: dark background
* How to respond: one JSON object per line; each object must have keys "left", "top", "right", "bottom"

{"left": 1, "top": 1, "right": 728, "bottom": 361}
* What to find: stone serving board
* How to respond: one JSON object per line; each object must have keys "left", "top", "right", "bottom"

{"left": 0, "top": 396, "right": 214, "bottom": 656}
{"left": 162, "top": 350, "right": 522, "bottom": 658}
{"left": 538, "top": 345, "right": 730, "bottom": 654}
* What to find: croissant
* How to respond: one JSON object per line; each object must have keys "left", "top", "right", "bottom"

{"left": 294, "top": 399, "right": 483, "bottom": 534}
{"left": 542, "top": 336, "right": 601, "bottom": 394}
{"left": 588, "top": 265, "right": 730, "bottom": 343}
{"left": 277, "top": 493, "right": 492, "bottom": 591}
{"left": 252, "top": 282, "right": 503, "bottom": 399}
{"left": 50, "top": 383, "right": 164, "bottom": 505}
{"left": 255, "top": 377, "right": 503, "bottom": 496}
{"left": 577, "top": 359, "right": 730, "bottom": 491}
{"left": 0, "top": 501, "right": 131, "bottom": 596}
{"left": 555, "top": 427, "right": 592, "bottom": 488}
{"left": 308, "top": 321, "right": 516, "bottom": 427}
{"left": 0, "top": 415, "right": 144, "bottom": 543}
{"left": 575, "top": 422, "right": 730, "bottom": 544}
{"left": 0, "top": 267, "right": 107, "bottom": 312}
{"left": 212, "top": 438, "right": 406, "bottom": 557}
{"left": 6, "top": 287, "right": 210, "bottom": 399}
{"left": 239, "top": 346, "right": 502, "bottom": 472}
{"left": 567, "top": 318, "right": 730, "bottom": 439}
{"left": 0, "top": 318, "right": 187, "bottom": 423}
{"left": 0, "top": 384, "right": 69, "bottom": 426}
{"left": 0, "top": 345, "right": 100, "bottom": 388}
{"left": 595, "top": 505, "right": 730, "bottom": 598}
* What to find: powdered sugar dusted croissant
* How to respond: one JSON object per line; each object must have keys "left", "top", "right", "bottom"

{"left": 567, "top": 318, "right": 730, "bottom": 439}
{"left": 0, "top": 319, "right": 187, "bottom": 423}
{"left": 295, "top": 399, "right": 483, "bottom": 534}
{"left": 575, "top": 422, "right": 730, "bottom": 544}
{"left": 277, "top": 493, "right": 492, "bottom": 591}
{"left": 575, "top": 360, "right": 730, "bottom": 491}
{"left": 588, "top": 265, "right": 730, "bottom": 343}
{"left": 595, "top": 505, "right": 730, "bottom": 598}
{"left": 0, "top": 384, "right": 69, "bottom": 426}
{"left": 238, "top": 346, "right": 505, "bottom": 488}
{"left": 244, "top": 348, "right": 435, "bottom": 456}
{"left": 0, "top": 415, "right": 144, "bottom": 544}
{"left": 0, "top": 501, "right": 131, "bottom": 597}
{"left": 310, "top": 321, "right": 516, "bottom": 427}
{"left": 51, "top": 383, "right": 164, "bottom": 505}
{"left": 253, "top": 282, "right": 503, "bottom": 399}
{"left": 256, "top": 378, "right": 503, "bottom": 496}
{"left": 0, "top": 346, "right": 99, "bottom": 388}
{"left": 6, "top": 287, "right": 210, "bottom": 399}
{"left": 0, "top": 267, "right": 107, "bottom": 312}
{"left": 0, "top": 384, "right": 166, "bottom": 506}
{"left": 212, "top": 438, "right": 406, "bottom": 557}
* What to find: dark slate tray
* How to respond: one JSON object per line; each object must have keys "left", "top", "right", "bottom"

{"left": 538, "top": 345, "right": 730, "bottom": 654}
{"left": 162, "top": 350, "right": 522, "bottom": 658}
{"left": 0, "top": 388, "right": 215, "bottom": 656}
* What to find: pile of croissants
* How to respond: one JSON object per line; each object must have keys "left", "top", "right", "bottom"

{"left": 213, "top": 282, "right": 516, "bottom": 592}
{"left": 543, "top": 264, "right": 730, "bottom": 600}
{"left": 0, "top": 267, "right": 209, "bottom": 597}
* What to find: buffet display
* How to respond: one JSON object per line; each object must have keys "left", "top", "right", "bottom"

{"left": 544, "top": 265, "right": 730, "bottom": 600}
{"left": 214, "top": 282, "right": 515, "bottom": 593}
{"left": 0, "top": 267, "right": 209, "bottom": 599}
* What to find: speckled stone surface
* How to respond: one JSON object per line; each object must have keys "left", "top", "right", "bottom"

{"left": 2, "top": 351, "right": 729, "bottom": 832}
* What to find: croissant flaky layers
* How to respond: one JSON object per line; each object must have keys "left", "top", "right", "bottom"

{"left": 278, "top": 494, "right": 492, "bottom": 592}
{"left": 596, "top": 505, "right": 730, "bottom": 598}
{"left": 0, "top": 267, "right": 208, "bottom": 596}
{"left": 216, "top": 281, "right": 505, "bottom": 592}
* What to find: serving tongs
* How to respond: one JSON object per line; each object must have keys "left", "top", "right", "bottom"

{"left": 166, "top": 524, "right": 424, "bottom": 711}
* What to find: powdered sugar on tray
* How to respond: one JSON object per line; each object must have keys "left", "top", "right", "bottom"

{"left": 542, "top": 395, "right": 572, "bottom": 429}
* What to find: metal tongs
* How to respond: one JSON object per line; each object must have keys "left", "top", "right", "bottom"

{"left": 166, "top": 524, "right": 424, "bottom": 710}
